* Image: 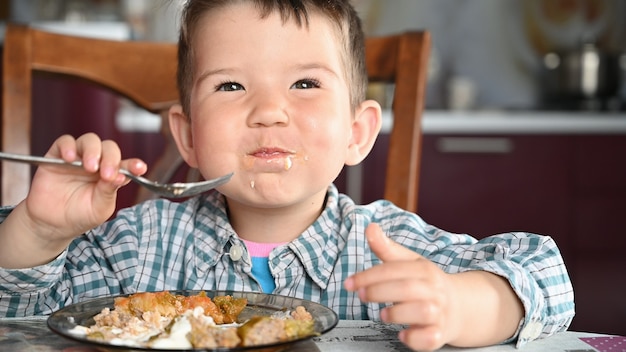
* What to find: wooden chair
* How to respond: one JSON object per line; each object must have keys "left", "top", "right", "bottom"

{"left": 2, "top": 24, "right": 430, "bottom": 213}
{"left": 365, "top": 31, "right": 430, "bottom": 212}
{"left": 1, "top": 23, "right": 180, "bottom": 207}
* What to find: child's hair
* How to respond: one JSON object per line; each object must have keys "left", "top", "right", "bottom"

{"left": 176, "top": 0, "right": 367, "bottom": 117}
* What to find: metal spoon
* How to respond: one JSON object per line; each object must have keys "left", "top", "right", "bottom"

{"left": 0, "top": 151, "right": 233, "bottom": 198}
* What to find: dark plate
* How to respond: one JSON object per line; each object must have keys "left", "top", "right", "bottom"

{"left": 47, "top": 290, "right": 337, "bottom": 351}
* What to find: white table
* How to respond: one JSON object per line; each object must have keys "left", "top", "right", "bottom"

{"left": 316, "top": 320, "right": 611, "bottom": 352}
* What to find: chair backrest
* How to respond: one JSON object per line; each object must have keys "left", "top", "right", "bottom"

{"left": 2, "top": 25, "right": 430, "bottom": 213}
{"left": 1, "top": 23, "right": 180, "bottom": 206}
{"left": 366, "top": 31, "right": 430, "bottom": 212}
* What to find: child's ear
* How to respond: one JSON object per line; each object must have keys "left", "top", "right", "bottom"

{"left": 168, "top": 104, "right": 199, "bottom": 168}
{"left": 345, "top": 99, "right": 382, "bottom": 166}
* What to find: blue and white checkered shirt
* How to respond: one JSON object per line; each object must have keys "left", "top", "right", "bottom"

{"left": 0, "top": 184, "right": 574, "bottom": 346}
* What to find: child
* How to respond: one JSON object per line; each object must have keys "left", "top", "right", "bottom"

{"left": 0, "top": 0, "right": 574, "bottom": 350}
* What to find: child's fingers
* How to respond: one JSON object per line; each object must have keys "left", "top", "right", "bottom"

{"left": 98, "top": 140, "right": 123, "bottom": 182}
{"left": 48, "top": 134, "right": 78, "bottom": 160}
{"left": 345, "top": 223, "right": 425, "bottom": 292}
{"left": 365, "top": 223, "right": 422, "bottom": 262}
{"left": 399, "top": 325, "right": 447, "bottom": 352}
{"left": 75, "top": 133, "right": 104, "bottom": 172}
{"left": 122, "top": 159, "right": 148, "bottom": 177}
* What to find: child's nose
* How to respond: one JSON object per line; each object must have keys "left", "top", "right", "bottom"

{"left": 246, "top": 91, "right": 289, "bottom": 127}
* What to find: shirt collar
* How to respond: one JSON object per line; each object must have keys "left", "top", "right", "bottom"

{"left": 193, "top": 185, "right": 352, "bottom": 288}
{"left": 286, "top": 185, "right": 347, "bottom": 289}
{"left": 192, "top": 191, "right": 238, "bottom": 273}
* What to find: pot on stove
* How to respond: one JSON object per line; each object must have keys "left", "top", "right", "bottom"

{"left": 540, "top": 40, "right": 621, "bottom": 109}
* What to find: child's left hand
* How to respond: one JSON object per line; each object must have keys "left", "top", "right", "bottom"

{"left": 344, "top": 223, "right": 463, "bottom": 351}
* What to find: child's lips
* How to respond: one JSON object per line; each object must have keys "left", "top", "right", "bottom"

{"left": 250, "top": 147, "right": 293, "bottom": 158}
{"left": 245, "top": 147, "right": 295, "bottom": 171}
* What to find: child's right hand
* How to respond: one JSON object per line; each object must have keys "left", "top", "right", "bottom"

{"left": 344, "top": 223, "right": 524, "bottom": 351}
{"left": 0, "top": 133, "right": 147, "bottom": 269}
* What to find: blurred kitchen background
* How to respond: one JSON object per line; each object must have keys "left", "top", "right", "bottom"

{"left": 355, "top": 0, "right": 626, "bottom": 112}
{"left": 1, "top": 0, "right": 626, "bottom": 337}
{"left": 1, "top": 0, "right": 625, "bottom": 111}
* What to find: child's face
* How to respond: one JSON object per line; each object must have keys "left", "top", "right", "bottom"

{"left": 171, "top": 2, "right": 379, "bottom": 209}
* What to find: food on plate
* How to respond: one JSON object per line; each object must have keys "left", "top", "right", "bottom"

{"left": 70, "top": 291, "right": 316, "bottom": 349}
{"left": 238, "top": 307, "right": 314, "bottom": 346}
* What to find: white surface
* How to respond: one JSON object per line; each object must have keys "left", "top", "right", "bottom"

{"left": 30, "top": 21, "right": 131, "bottom": 41}
{"left": 115, "top": 102, "right": 161, "bottom": 133}
{"left": 381, "top": 109, "right": 626, "bottom": 135}
{"left": 315, "top": 320, "right": 607, "bottom": 352}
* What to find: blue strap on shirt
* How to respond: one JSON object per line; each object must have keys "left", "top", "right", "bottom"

{"left": 249, "top": 257, "right": 275, "bottom": 293}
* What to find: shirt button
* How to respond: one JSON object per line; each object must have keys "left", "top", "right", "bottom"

{"left": 229, "top": 244, "right": 244, "bottom": 261}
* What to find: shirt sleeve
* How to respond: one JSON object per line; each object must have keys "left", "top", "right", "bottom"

{"left": 0, "top": 249, "right": 68, "bottom": 317}
{"left": 0, "top": 206, "right": 136, "bottom": 317}
{"left": 447, "top": 233, "right": 574, "bottom": 348}
{"left": 382, "top": 210, "right": 575, "bottom": 348}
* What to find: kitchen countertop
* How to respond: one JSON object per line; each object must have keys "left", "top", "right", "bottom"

{"left": 381, "top": 110, "right": 626, "bottom": 135}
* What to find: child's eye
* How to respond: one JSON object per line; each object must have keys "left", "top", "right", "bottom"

{"left": 291, "top": 79, "right": 320, "bottom": 90}
{"left": 216, "top": 82, "right": 244, "bottom": 92}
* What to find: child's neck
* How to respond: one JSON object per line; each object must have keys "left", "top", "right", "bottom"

{"left": 226, "top": 196, "right": 326, "bottom": 243}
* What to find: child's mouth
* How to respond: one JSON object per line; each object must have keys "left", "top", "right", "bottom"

{"left": 245, "top": 148, "right": 295, "bottom": 171}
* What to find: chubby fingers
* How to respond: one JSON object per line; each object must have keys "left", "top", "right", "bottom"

{"left": 344, "top": 223, "right": 451, "bottom": 350}
{"left": 344, "top": 223, "right": 449, "bottom": 306}
{"left": 364, "top": 223, "right": 421, "bottom": 262}
{"left": 52, "top": 133, "right": 146, "bottom": 186}
{"left": 52, "top": 133, "right": 111, "bottom": 173}
{"left": 345, "top": 223, "right": 422, "bottom": 291}
{"left": 344, "top": 223, "right": 456, "bottom": 351}
{"left": 50, "top": 134, "right": 82, "bottom": 163}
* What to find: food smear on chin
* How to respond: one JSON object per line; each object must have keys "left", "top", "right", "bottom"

{"left": 71, "top": 291, "right": 316, "bottom": 349}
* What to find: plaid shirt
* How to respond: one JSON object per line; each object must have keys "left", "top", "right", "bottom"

{"left": 0, "top": 185, "right": 574, "bottom": 346}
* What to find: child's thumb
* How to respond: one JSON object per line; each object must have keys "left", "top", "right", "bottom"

{"left": 366, "top": 223, "right": 422, "bottom": 262}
